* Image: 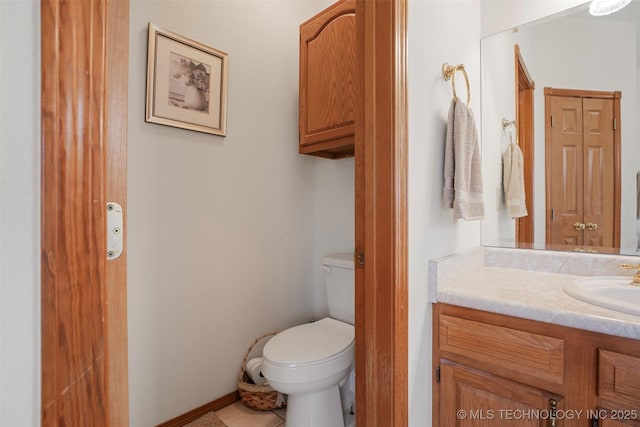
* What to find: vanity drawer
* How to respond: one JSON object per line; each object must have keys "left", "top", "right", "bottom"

{"left": 598, "top": 350, "right": 640, "bottom": 411}
{"left": 439, "top": 315, "right": 564, "bottom": 391}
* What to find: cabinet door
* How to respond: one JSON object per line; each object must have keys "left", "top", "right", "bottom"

{"left": 440, "top": 361, "right": 561, "bottom": 427}
{"left": 299, "top": 0, "right": 356, "bottom": 158}
{"left": 598, "top": 350, "right": 640, "bottom": 413}
{"left": 600, "top": 416, "right": 640, "bottom": 427}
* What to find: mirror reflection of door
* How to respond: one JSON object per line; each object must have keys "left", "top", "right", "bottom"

{"left": 514, "top": 45, "right": 535, "bottom": 246}
{"left": 544, "top": 87, "right": 621, "bottom": 250}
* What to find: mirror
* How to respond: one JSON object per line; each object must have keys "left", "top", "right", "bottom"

{"left": 481, "top": 0, "right": 640, "bottom": 255}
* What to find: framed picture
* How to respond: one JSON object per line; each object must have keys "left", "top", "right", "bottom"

{"left": 146, "top": 23, "right": 228, "bottom": 136}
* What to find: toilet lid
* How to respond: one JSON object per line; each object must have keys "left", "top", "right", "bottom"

{"left": 263, "top": 318, "right": 354, "bottom": 366}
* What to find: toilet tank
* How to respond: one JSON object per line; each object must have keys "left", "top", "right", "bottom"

{"left": 322, "top": 253, "right": 354, "bottom": 325}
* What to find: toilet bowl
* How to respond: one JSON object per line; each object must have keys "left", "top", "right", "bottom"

{"left": 262, "top": 318, "right": 354, "bottom": 426}
{"left": 261, "top": 253, "right": 355, "bottom": 427}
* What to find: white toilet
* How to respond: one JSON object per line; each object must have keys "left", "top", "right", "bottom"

{"left": 261, "top": 253, "right": 355, "bottom": 427}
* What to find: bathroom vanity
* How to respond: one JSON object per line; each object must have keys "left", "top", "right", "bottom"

{"left": 430, "top": 248, "right": 640, "bottom": 427}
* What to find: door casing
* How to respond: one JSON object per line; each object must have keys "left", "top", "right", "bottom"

{"left": 41, "top": 0, "right": 129, "bottom": 425}
{"left": 514, "top": 44, "right": 535, "bottom": 246}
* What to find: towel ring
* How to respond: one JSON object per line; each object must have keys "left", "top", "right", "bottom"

{"left": 442, "top": 63, "right": 470, "bottom": 106}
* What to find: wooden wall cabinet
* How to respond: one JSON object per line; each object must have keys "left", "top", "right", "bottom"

{"left": 433, "top": 304, "right": 640, "bottom": 427}
{"left": 299, "top": 0, "right": 356, "bottom": 159}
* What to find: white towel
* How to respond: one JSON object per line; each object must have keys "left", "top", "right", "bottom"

{"left": 443, "top": 98, "right": 485, "bottom": 220}
{"left": 502, "top": 143, "right": 527, "bottom": 218}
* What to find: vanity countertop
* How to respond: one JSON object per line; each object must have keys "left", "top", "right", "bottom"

{"left": 431, "top": 248, "right": 640, "bottom": 340}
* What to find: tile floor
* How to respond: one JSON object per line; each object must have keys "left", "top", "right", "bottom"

{"left": 214, "top": 401, "right": 286, "bottom": 427}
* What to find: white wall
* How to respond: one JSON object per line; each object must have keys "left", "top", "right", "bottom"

{"left": 0, "top": 1, "right": 41, "bottom": 426}
{"left": 408, "top": 1, "right": 482, "bottom": 425}
{"left": 128, "top": 1, "right": 352, "bottom": 425}
{"left": 313, "top": 158, "right": 355, "bottom": 318}
{"left": 481, "top": 0, "right": 588, "bottom": 37}
{"left": 480, "top": 29, "right": 517, "bottom": 247}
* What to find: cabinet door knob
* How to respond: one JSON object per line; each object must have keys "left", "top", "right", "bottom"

{"left": 573, "top": 222, "right": 586, "bottom": 231}
{"left": 585, "top": 222, "right": 598, "bottom": 231}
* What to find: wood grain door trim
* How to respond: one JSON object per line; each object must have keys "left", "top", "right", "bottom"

{"left": 613, "top": 97, "right": 622, "bottom": 247}
{"left": 514, "top": 45, "right": 535, "bottom": 245}
{"left": 545, "top": 87, "right": 621, "bottom": 100}
{"left": 355, "top": 0, "right": 408, "bottom": 425}
{"left": 105, "top": 1, "right": 130, "bottom": 424}
{"left": 41, "top": 0, "right": 129, "bottom": 425}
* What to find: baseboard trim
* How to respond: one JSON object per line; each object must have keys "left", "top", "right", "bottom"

{"left": 156, "top": 390, "right": 240, "bottom": 427}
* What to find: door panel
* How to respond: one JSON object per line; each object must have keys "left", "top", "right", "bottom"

{"left": 440, "top": 361, "right": 558, "bottom": 427}
{"left": 562, "top": 145, "right": 580, "bottom": 214}
{"left": 549, "top": 96, "right": 583, "bottom": 246}
{"left": 583, "top": 98, "right": 615, "bottom": 248}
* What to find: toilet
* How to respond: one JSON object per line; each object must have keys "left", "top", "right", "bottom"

{"left": 261, "top": 253, "right": 355, "bottom": 427}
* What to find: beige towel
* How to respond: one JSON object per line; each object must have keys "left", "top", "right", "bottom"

{"left": 443, "top": 98, "right": 485, "bottom": 220}
{"left": 502, "top": 143, "right": 527, "bottom": 218}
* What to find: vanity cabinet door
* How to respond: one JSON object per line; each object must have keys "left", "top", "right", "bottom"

{"left": 439, "top": 360, "right": 561, "bottom": 427}
{"left": 599, "top": 417, "right": 640, "bottom": 427}
{"left": 299, "top": 0, "right": 356, "bottom": 158}
{"left": 597, "top": 350, "right": 640, "bottom": 427}
{"left": 598, "top": 350, "right": 640, "bottom": 412}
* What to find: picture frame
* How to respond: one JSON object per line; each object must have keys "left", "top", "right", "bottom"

{"left": 146, "top": 23, "right": 228, "bottom": 136}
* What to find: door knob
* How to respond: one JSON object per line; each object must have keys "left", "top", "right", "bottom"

{"left": 573, "top": 222, "right": 585, "bottom": 231}
{"left": 585, "top": 222, "right": 598, "bottom": 231}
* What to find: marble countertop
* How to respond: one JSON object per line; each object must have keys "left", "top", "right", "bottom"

{"left": 432, "top": 248, "right": 640, "bottom": 340}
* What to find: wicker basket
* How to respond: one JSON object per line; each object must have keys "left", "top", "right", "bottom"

{"left": 237, "top": 332, "right": 287, "bottom": 411}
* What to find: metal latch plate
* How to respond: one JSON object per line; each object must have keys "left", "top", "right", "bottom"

{"left": 107, "top": 202, "right": 123, "bottom": 260}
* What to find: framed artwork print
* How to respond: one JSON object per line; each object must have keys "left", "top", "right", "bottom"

{"left": 146, "top": 23, "right": 228, "bottom": 136}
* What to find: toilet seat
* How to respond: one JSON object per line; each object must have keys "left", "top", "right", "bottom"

{"left": 262, "top": 318, "right": 354, "bottom": 385}
{"left": 264, "top": 317, "right": 354, "bottom": 366}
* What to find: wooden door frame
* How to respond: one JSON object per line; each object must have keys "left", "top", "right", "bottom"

{"left": 544, "top": 87, "right": 621, "bottom": 248}
{"left": 41, "top": 0, "right": 408, "bottom": 425}
{"left": 355, "top": 0, "right": 408, "bottom": 425}
{"left": 41, "top": 0, "right": 129, "bottom": 425}
{"left": 514, "top": 45, "right": 535, "bottom": 245}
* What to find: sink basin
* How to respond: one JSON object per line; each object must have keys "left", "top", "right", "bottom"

{"left": 564, "top": 277, "right": 640, "bottom": 316}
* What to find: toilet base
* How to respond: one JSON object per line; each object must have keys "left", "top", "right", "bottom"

{"left": 284, "top": 384, "right": 344, "bottom": 427}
